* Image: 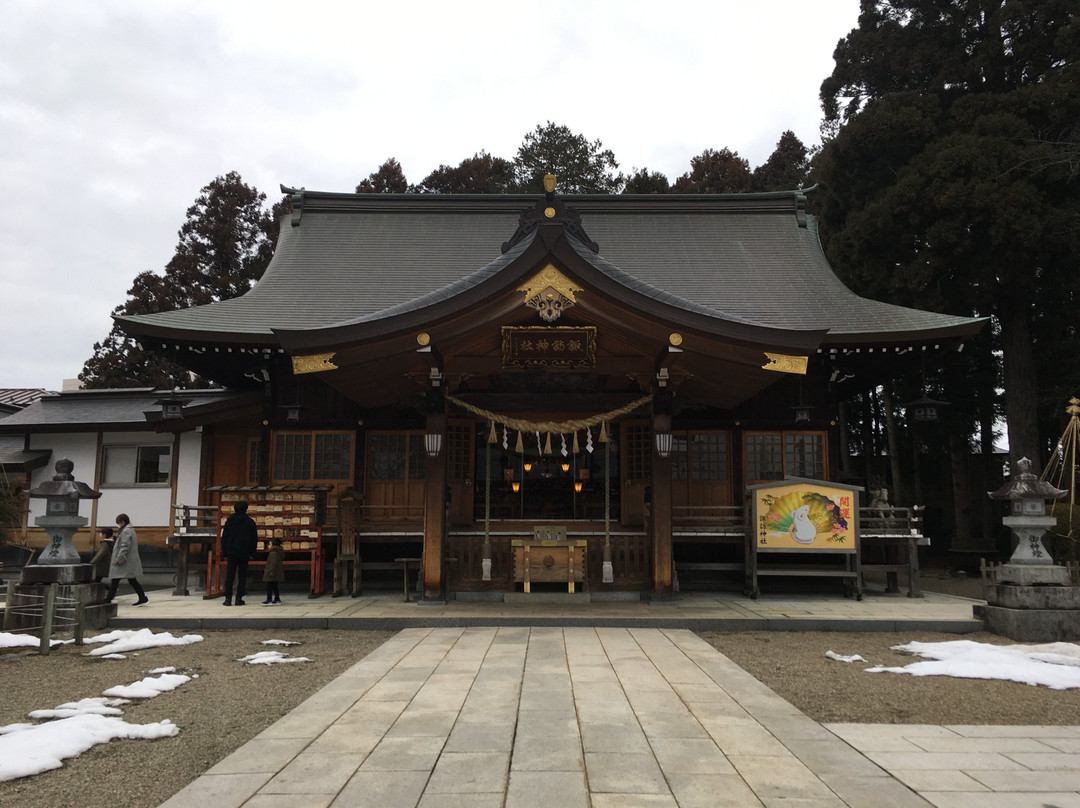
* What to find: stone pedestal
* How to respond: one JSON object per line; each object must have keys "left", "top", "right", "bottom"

{"left": 7, "top": 563, "right": 117, "bottom": 631}
{"left": 976, "top": 563, "right": 1080, "bottom": 642}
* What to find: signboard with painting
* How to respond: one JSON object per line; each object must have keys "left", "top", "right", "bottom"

{"left": 749, "top": 480, "right": 859, "bottom": 552}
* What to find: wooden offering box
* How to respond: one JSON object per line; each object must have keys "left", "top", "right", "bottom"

{"left": 512, "top": 527, "right": 586, "bottom": 593}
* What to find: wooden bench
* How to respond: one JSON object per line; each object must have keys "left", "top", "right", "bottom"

{"left": 671, "top": 507, "right": 748, "bottom": 590}
{"left": 859, "top": 506, "right": 927, "bottom": 597}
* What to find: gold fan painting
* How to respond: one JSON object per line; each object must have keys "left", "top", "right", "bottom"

{"left": 753, "top": 482, "right": 857, "bottom": 550}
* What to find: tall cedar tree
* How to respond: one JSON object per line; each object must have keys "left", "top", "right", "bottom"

{"left": 355, "top": 158, "right": 409, "bottom": 193}
{"left": 752, "top": 131, "right": 810, "bottom": 191}
{"left": 80, "top": 172, "right": 285, "bottom": 389}
{"left": 514, "top": 122, "right": 625, "bottom": 194}
{"left": 812, "top": 0, "right": 1080, "bottom": 472}
{"left": 415, "top": 151, "right": 517, "bottom": 193}
{"left": 673, "top": 148, "right": 753, "bottom": 193}
{"left": 622, "top": 168, "right": 671, "bottom": 193}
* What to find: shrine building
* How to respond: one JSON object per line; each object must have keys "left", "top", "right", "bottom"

{"left": 114, "top": 179, "right": 983, "bottom": 600}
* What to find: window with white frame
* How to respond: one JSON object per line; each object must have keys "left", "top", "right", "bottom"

{"left": 101, "top": 444, "right": 171, "bottom": 486}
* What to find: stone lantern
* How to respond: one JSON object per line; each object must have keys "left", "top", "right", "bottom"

{"left": 988, "top": 457, "right": 1068, "bottom": 574}
{"left": 977, "top": 456, "right": 1079, "bottom": 641}
{"left": 27, "top": 458, "right": 102, "bottom": 565}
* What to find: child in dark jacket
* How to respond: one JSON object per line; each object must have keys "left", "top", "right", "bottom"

{"left": 261, "top": 538, "right": 284, "bottom": 605}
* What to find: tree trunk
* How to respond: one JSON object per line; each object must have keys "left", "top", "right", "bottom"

{"left": 881, "top": 385, "right": 905, "bottom": 505}
{"left": 948, "top": 428, "right": 973, "bottom": 550}
{"left": 999, "top": 290, "right": 1042, "bottom": 473}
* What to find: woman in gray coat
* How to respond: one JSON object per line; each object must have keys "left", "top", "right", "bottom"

{"left": 105, "top": 513, "right": 148, "bottom": 606}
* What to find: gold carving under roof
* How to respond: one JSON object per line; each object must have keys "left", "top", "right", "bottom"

{"left": 416, "top": 332, "right": 431, "bottom": 346}
{"left": 762, "top": 352, "right": 808, "bottom": 375}
{"left": 544, "top": 206, "right": 556, "bottom": 219}
{"left": 292, "top": 352, "right": 338, "bottom": 375}
{"left": 517, "top": 263, "right": 582, "bottom": 323}
{"left": 543, "top": 173, "right": 557, "bottom": 193}
{"left": 669, "top": 332, "right": 683, "bottom": 347}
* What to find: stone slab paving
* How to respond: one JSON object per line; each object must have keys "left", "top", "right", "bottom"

{"left": 110, "top": 588, "right": 985, "bottom": 633}
{"left": 156, "top": 627, "right": 1080, "bottom": 807}
{"left": 826, "top": 723, "right": 1080, "bottom": 808}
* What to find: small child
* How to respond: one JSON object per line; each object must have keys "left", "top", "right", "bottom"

{"left": 261, "top": 538, "right": 284, "bottom": 605}
{"left": 90, "top": 527, "right": 114, "bottom": 582}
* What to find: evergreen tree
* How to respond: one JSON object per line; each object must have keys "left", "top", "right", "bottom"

{"left": 355, "top": 158, "right": 410, "bottom": 193}
{"left": 673, "top": 148, "right": 753, "bottom": 193}
{"left": 513, "top": 122, "right": 624, "bottom": 194}
{"left": 622, "top": 168, "right": 671, "bottom": 194}
{"left": 752, "top": 130, "right": 810, "bottom": 191}
{"left": 415, "top": 151, "right": 516, "bottom": 193}
{"left": 812, "top": 0, "right": 1080, "bottom": 471}
{"left": 80, "top": 172, "right": 283, "bottom": 389}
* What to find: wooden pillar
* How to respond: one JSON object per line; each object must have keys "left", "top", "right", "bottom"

{"left": 422, "top": 411, "right": 447, "bottom": 600}
{"left": 651, "top": 409, "right": 673, "bottom": 598}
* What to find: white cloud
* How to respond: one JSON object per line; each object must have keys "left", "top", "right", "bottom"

{"left": 0, "top": 0, "right": 860, "bottom": 387}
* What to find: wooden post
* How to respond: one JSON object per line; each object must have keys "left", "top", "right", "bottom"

{"left": 40, "top": 584, "right": 56, "bottom": 656}
{"left": 174, "top": 536, "right": 191, "bottom": 597}
{"left": 651, "top": 410, "right": 673, "bottom": 598}
{"left": 74, "top": 600, "right": 85, "bottom": 645}
{"left": 3, "top": 581, "right": 14, "bottom": 631}
{"left": 423, "top": 411, "right": 447, "bottom": 600}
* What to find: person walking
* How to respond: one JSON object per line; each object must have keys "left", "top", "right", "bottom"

{"left": 90, "top": 527, "right": 114, "bottom": 583}
{"left": 261, "top": 538, "right": 284, "bottom": 605}
{"left": 221, "top": 500, "right": 258, "bottom": 606}
{"left": 105, "top": 514, "right": 148, "bottom": 606}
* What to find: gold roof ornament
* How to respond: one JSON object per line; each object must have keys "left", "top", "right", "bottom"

{"left": 543, "top": 174, "right": 557, "bottom": 193}
{"left": 761, "top": 352, "right": 808, "bottom": 375}
{"left": 518, "top": 263, "right": 582, "bottom": 322}
{"left": 291, "top": 352, "right": 338, "bottom": 374}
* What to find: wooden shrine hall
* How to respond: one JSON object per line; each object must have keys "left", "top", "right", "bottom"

{"left": 119, "top": 178, "right": 983, "bottom": 601}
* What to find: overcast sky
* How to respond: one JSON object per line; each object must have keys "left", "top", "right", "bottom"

{"left": 0, "top": 0, "right": 861, "bottom": 391}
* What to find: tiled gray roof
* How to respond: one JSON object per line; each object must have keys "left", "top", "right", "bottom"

{"left": 0, "top": 435, "right": 50, "bottom": 472}
{"left": 118, "top": 191, "right": 983, "bottom": 345}
{"left": 0, "top": 388, "right": 247, "bottom": 433}
{"left": 0, "top": 388, "right": 53, "bottom": 410}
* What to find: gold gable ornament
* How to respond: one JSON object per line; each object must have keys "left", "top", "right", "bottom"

{"left": 761, "top": 352, "right": 808, "bottom": 375}
{"left": 517, "top": 263, "right": 582, "bottom": 323}
{"left": 292, "top": 352, "right": 339, "bottom": 375}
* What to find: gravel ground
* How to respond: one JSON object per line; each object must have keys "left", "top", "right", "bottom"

{"left": 0, "top": 628, "right": 394, "bottom": 808}
{"left": 1, "top": 572, "right": 1078, "bottom": 807}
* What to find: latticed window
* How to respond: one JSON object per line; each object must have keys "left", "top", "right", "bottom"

{"left": 368, "top": 432, "right": 426, "bottom": 481}
{"left": 247, "top": 438, "right": 261, "bottom": 484}
{"left": 745, "top": 433, "right": 785, "bottom": 482}
{"left": 314, "top": 433, "right": 351, "bottom": 479}
{"left": 785, "top": 433, "right": 825, "bottom": 479}
{"left": 623, "top": 423, "right": 651, "bottom": 482}
{"left": 273, "top": 431, "right": 353, "bottom": 482}
{"left": 745, "top": 431, "right": 826, "bottom": 483}
{"left": 446, "top": 423, "right": 472, "bottom": 481}
{"left": 682, "top": 432, "right": 728, "bottom": 481}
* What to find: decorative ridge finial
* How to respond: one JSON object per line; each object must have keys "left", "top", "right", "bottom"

{"left": 501, "top": 173, "right": 599, "bottom": 254}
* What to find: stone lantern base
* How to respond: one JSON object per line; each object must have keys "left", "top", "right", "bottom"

{"left": 974, "top": 563, "right": 1080, "bottom": 642}
{"left": 7, "top": 563, "right": 117, "bottom": 632}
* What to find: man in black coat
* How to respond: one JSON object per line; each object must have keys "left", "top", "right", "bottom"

{"left": 221, "top": 500, "right": 259, "bottom": 606}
